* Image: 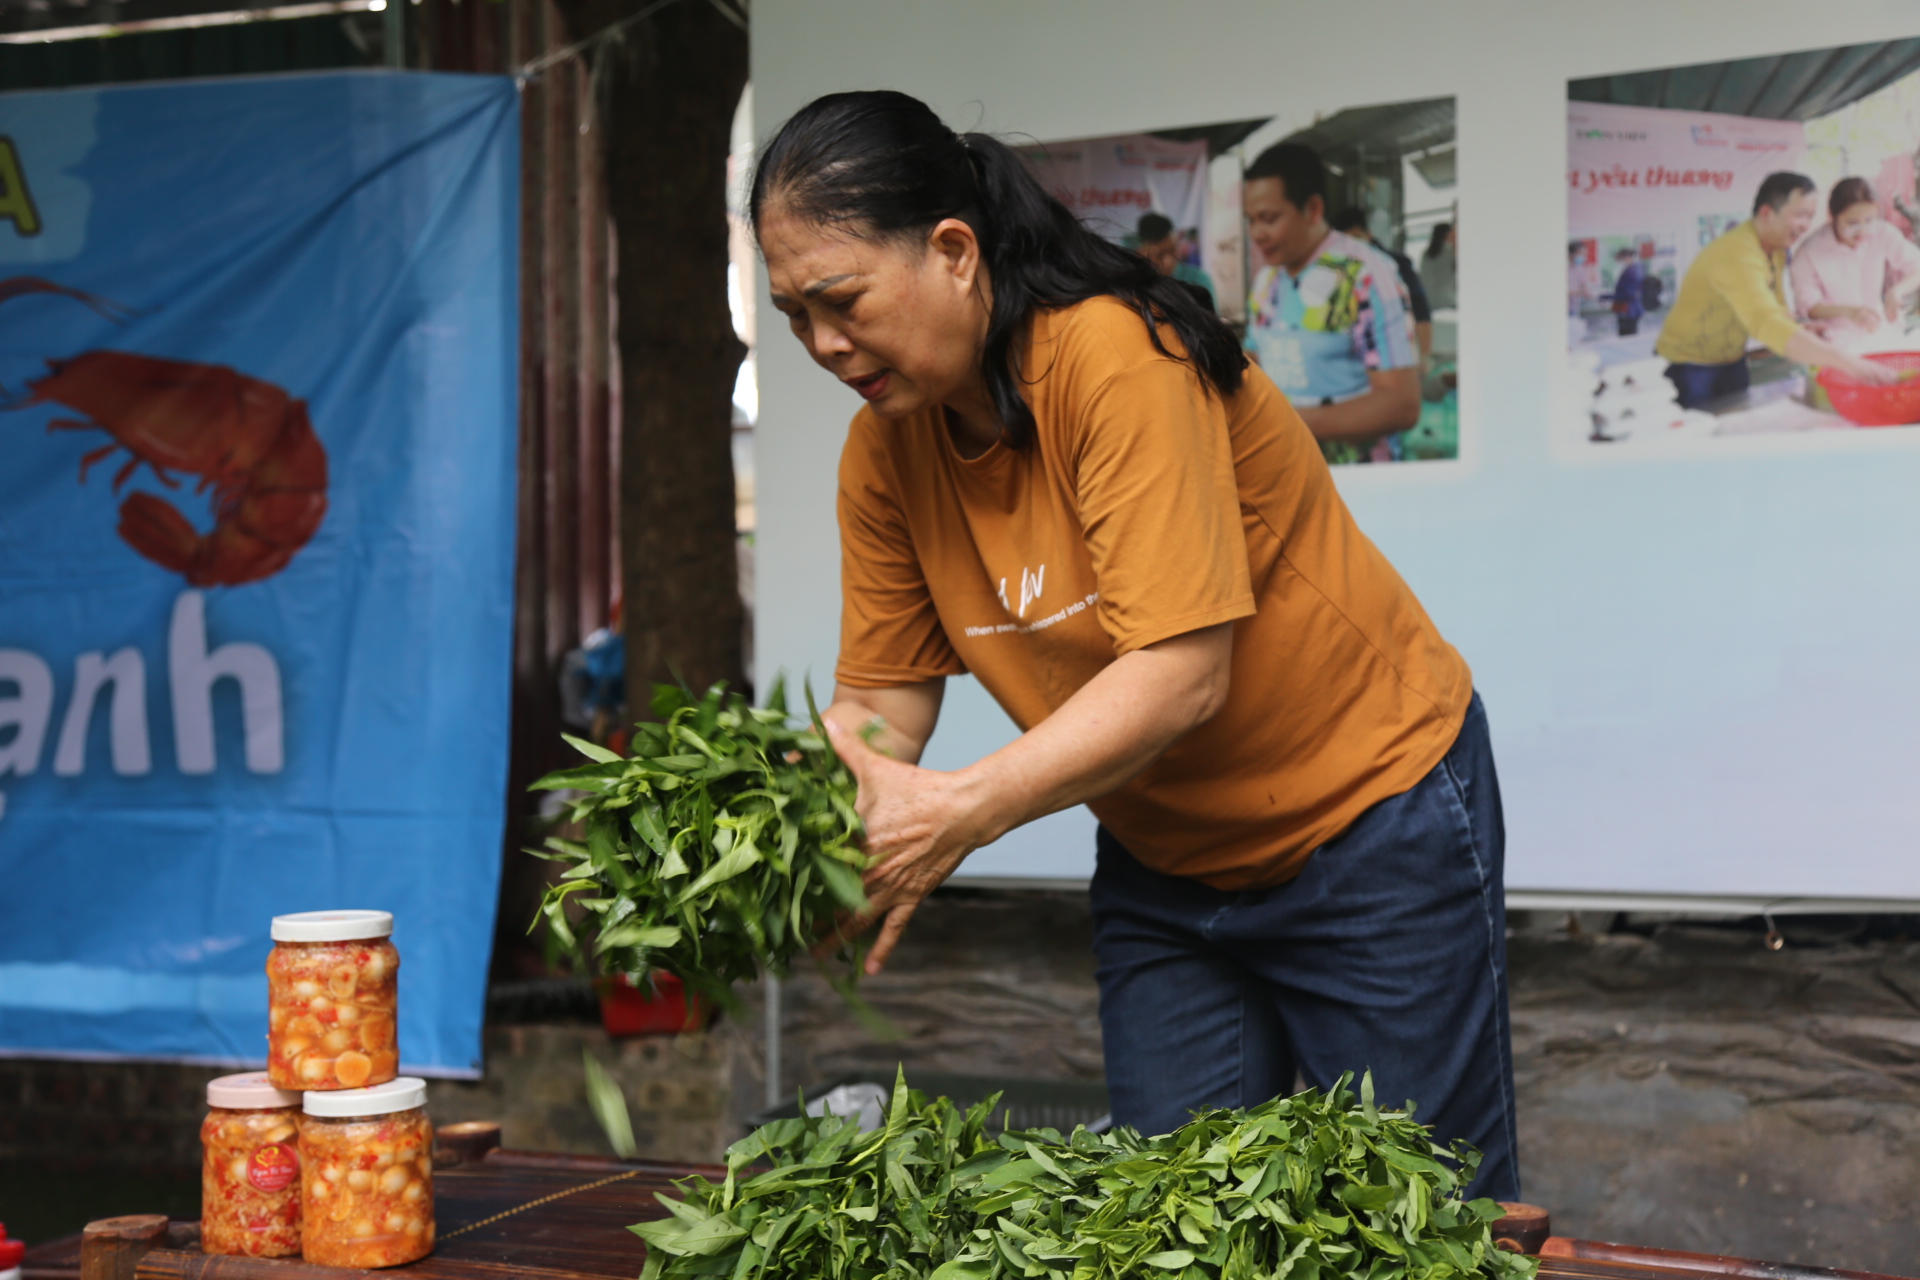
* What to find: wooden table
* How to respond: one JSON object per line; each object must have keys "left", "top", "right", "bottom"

{"left": 21, "top": 1149, "right": 1915, "bottom": 1280}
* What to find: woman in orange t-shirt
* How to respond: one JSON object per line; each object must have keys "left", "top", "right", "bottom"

{"left": 755, "top": 90, "right": 1517, "bottom": 1198}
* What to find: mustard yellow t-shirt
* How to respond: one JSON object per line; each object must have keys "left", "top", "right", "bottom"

{"left": 835, "top": 296, "right": 1472, "bottom": 890}
{"left": 1655, "top": 220, "right": 1800, "bottom": 366}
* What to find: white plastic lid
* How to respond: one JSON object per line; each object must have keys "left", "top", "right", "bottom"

{"left": 271, "top": 910, "right": 393, "bottom": 943}
{"left": 206, "top": 1071, "right": 300, "bottom": 1110}
{"left": 302, "top": 1076, "right": 427, "bottom": 1118}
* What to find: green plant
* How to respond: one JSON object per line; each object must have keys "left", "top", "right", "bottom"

{"left": 530, "top": 678, "right": 872, "bottom": 1011}
{"left": 635, "top": 1071, "right": 1536, "bottom": 1280}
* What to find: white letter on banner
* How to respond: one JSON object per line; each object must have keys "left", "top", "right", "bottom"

{"left": 54, "top": 649, "right": 152, "bottom": 777}
{"left": 0, "top": 650, "right": 55, "bottom": 776}
{"left": 169, "top": 591, "right": 285, "bottom": 775}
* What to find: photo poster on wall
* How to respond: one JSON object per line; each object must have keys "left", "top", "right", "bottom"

{"left": 938, "top": 93, "right": 1461, "bottom": 879}
{"left": 1567, "top": 38, "right": 1920, "bottom": 446}
{"left": 1007, "top": 97, "right": 1458, "bottom": 476}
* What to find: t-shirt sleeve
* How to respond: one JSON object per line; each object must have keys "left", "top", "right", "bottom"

{"left": 835, "top": 418, "right": 966, "bottom": 688}
{"left": 1886, "top": 223, "right": 1920, "bottom": 282}
{"left": 1787, "top": 247, "right": 1827, "bottom": 317}
{"left": 1070, "top": 357, "right": 1256, "bottom": 654}
{"left": 1354, "top": 253, "right": 1419, "bottom": 372}
{"left": 1714, "top": 240, "right": 1800, "bottom": 355}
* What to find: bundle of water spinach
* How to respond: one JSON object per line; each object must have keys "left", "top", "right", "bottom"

{"left": 634, "top": 1071, "right": 1535, "bottom": 1280}
{"left": 529, "top": 678, "right": 872, "bottom": 1007}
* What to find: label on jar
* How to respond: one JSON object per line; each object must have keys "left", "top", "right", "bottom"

{"left": 248, "top": 1143, "right": 300, "bottom": 1193}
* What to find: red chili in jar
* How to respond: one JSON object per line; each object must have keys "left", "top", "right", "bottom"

{"left": 201, "top": 1072, "right": 302, "bottom": 1257}
{"left": 268, "top": 910, "right": 400, "bottom": 1092}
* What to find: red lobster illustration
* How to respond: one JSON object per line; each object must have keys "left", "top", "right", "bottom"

{"left": 5, "top": 276, "right": 328, "bottom": 586}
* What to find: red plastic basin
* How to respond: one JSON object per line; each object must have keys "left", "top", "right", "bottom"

{"left": 1816, "top": 350, "right": 1920, "bottom": 426}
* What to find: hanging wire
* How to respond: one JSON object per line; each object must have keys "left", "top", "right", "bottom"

{"left": 516, "top": 0, "right": 745, "bottom": 85}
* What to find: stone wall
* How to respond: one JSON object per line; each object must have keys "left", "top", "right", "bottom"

{"left": 1509, "top": 918, "right": 1920, "bottom": 1275}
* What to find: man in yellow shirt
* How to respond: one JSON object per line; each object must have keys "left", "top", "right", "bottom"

{"left": 1658, "top": 172, "right": 1895, "bottom": 407}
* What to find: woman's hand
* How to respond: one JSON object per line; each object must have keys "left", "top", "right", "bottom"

{"left": 1852, "top": 304, "right": 1886, "bottom": 330}
{"left": 822, "top": 715, "right": 990, "bottom": 974}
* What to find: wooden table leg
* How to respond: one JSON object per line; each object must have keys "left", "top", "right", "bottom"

{"left": 80, "top": 1214, "right": 169, "bottom": 1280}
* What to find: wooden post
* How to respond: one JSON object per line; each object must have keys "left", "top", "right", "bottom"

{"left": 80, "top": 1214, "right": 168, "bottom": 1280}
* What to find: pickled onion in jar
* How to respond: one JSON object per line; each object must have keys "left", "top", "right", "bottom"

{"left": 299, "top": 1077, "right": 434, "bottom": 1268}
{"left": 201, "top": 1072, "right": 302, "bottom": 1258}
{"left": 268, "top": 911, "right": 399, "bottom": 1092}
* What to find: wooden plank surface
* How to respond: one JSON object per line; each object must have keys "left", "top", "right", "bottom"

{"left": 24, "top": 1150, "right": 723, "bottom": 1280}
{"left": 20, "top": 1153, "right": 1915, "bottom": 1280}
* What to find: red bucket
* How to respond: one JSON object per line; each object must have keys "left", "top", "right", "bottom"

{"left": 1815, "top": 350, "right": 1920, "bottom": 426}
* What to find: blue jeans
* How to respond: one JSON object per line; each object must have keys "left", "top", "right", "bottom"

{"left": 1089, "top": 692, "right": 1519, "bottom": 1200}
{"left": 1665, "top": 358, "right": 1748, "bottom": 409}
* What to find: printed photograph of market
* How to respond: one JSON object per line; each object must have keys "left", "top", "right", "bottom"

{"left": 1018, "top": 95, "right": 1459, "bottom": 465}
{"left": 1568, "top": 37, "right": 1920, "bottom": 444}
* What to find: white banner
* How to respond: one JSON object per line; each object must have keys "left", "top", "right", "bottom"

{"left": 1019, "top": 132, "right": 1210, "bottom": 245}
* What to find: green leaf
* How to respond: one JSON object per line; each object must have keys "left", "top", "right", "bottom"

{"left": 1144, "top": 1251, "right": 1196, "bottom": 1269}
{"left": 583, "top": 1050, "right": 635, "bottom": 1159}
{"left": 564, "top": 733, "right": 624, "bottom": 764}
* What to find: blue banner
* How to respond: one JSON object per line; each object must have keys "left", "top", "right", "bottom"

{"left": 0, "top": 71, "right": 519, "bottom": 1076}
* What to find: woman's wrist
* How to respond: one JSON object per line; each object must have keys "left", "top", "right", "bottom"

{"left": 942, "top": 760, "right": 1011, "bottom": 854}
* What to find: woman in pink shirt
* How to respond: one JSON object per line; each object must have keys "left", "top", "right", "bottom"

{"left": 1790, "top": 177, "right": 1920, "bottom": 346}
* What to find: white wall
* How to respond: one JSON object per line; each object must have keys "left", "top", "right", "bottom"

{"left": 752, "top": 1, "right": 1920, "bottom": 898}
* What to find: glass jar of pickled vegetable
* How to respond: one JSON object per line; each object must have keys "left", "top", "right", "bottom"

{"left": 201, "top": 1072, "right": 303, "bottom": 1258}
{"left": 298, "top": 1077, "right": 434, "bottom": 1268}
{"left": 267, "top": 910, "right": 399, "bottom": 1091}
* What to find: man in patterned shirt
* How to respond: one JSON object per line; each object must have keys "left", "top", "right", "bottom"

{"left": 1242, "top": 142, "right": 1420, "bottom": 464}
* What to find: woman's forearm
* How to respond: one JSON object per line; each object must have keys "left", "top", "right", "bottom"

{"left": 949, "top": 623, "right": 1233, "bottom": 846}
{"left": 825, "top": 681, "right": 943, "bottom": 765}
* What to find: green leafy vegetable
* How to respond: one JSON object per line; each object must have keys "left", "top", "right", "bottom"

{"left": 637, "top": 1070, "right": 1537, "bottom": 1280}
{"left": 529, "top": 678, "right": 874, "bottom": 1010}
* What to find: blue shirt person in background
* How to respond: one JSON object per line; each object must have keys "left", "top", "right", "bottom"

{"left": 1611, "top": 247, "right": 1646, "bottom": 337}
{"left": 1135, "top": 211, "right": 1218, "bottom": 311}
{"left": 1242, "top": 142, "right": 1421, "bottom": 464}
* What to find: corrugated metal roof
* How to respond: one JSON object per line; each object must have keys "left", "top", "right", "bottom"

{"left": 1569, "top": 40, "right": 1920, "bottom": 122}
{"left": 1280, "top": 96, "right": 1453, "bottom": 161}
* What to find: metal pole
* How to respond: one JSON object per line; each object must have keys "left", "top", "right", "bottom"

{"left": 383, "top": 0, "right": 404, "bottom": 68}
{"left": 764, "top": 974, "right": 782, "bottom": 1109}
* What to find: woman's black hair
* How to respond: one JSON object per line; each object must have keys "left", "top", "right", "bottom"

{"left": 750, "top": 90, "right": 1245, "bottom": 449}
{"left": 1829, "top": 176, "right": 1876, "bottom": 220}
{"left": 1424, "top": 222, "right": 1452, "bottom": 260}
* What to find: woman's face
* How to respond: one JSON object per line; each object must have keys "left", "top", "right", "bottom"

{"left": 1835, "top": 200, "right": 1878, "bottom": 248}
{"left": 761, "top": 209, "right": 989, "bottom": 420}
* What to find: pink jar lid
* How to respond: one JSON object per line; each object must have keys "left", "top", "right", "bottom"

{"left": 207, "top": 1071, "right": 300, "bottom": 1109}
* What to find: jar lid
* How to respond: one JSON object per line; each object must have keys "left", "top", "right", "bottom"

{"left": 206, "top": 1071, "right": 301, "bottom": 1109}
{"left": 302, "top": 1076, "right": 427, "bottom": 1118}
{"left": 271, "top": 909, "right": 394, "bottom": 942}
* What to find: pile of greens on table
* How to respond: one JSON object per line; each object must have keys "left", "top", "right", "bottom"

{"left": 634, "top": 1071, "right": 1534, "bottom": 1280}
{"left": 529, "top": 679, "right": 872, "bottom": 1008}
